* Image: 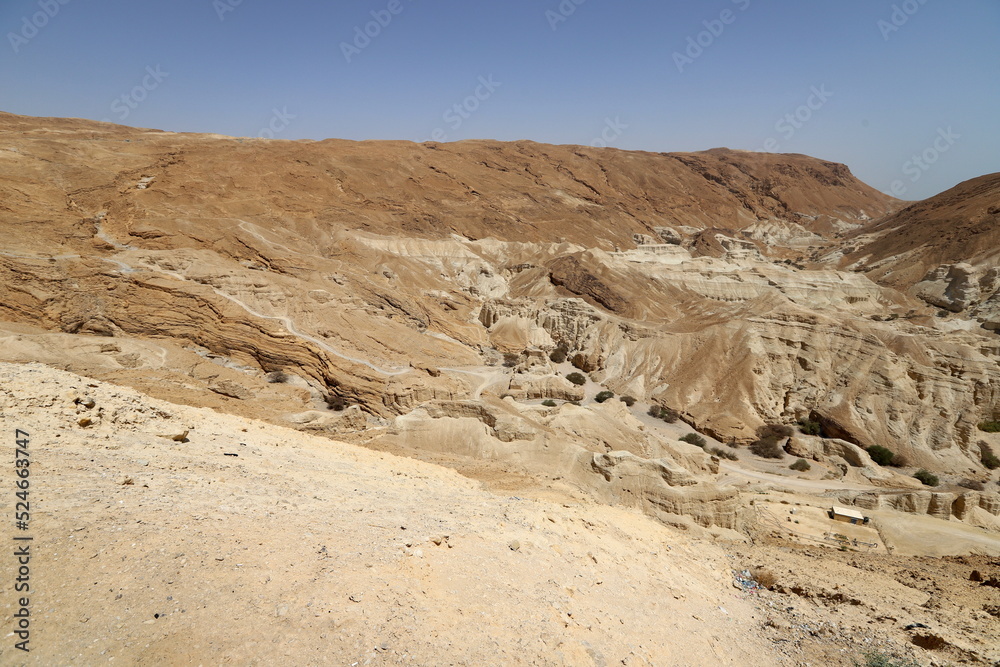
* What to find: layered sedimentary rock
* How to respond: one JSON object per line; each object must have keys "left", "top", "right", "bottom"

{"left": 1, "top": 112, "right": 998, "bottom": 504}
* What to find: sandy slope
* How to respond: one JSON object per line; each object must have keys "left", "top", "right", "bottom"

{"left": 0, "top": 362, "right": 782, "bottom": 666}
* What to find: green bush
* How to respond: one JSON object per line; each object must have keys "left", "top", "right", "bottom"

{"left": 647, "top": 405, "right": 680, "bottom": 423}
{"left": 595, "top": 390, "right": 615, "bottom": 403}
{"left": 619, "top": 395, "right": 636, "bottom": 407}
{"left": 680, "top": 433, "right": 707, "bottom": 448}
{"left": 983, "top": 452, "right": 1000, "bottom": 470}
{"left": 566, "top": 372, "right": 587, "bottom": 386}
{"left": 541, "top": 399, "right": 557, "bottom": 407}
{"left": 798, "top": 420, "right": 822, "bottom": 436}
{"left": 790, "top": 458, "right": 811, "bottom": 472}
{"left": 914, "top": 469, "right": 939, "bottom": 487}
{"left": 867, "top": 445, "right": 896, "bottom": 467}
{"left": 549, "top": 346, "right": 568, "bottom": 364}
{"left": 749, "top": 437, "right": 785, "bottom": 459}
{"left": 979, "top": 420, "right": 1000, "bottom": 433}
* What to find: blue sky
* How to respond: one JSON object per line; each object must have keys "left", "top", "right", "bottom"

{"left": 1, "top": 0, "right": 997, "bottom": 200}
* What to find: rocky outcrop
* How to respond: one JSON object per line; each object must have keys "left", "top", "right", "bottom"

{"left": 836, "top": 490, "right": 1000, "bottom": 531}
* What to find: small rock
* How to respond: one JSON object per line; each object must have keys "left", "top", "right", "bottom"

{"left": 118, "top": 476, "right": 134, "bottom": 486}
{"left": 158, "top": 430, "right": 189, "bottom": 442}
{"left": 970, "top": 570, "right": 983, "bottom": 582}
{"left": 78, "top": 396, "right": 96, "bottom": 409}
{"left": 78, "top": 417, "right": 93, "bottom": 427}
{"left": 509, "top": 540, "right": 521, "bottom": 552}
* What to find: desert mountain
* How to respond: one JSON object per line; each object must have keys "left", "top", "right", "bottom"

{"left": 2, "top": 112, "right": 1000, "bottom": 665}
{"left": 835, "top": 174, "right": 1000, "bottom": 332}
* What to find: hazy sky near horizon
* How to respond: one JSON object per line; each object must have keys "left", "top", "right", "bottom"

{"left": 1, "top": 0, "right": 997, "bottom": 201}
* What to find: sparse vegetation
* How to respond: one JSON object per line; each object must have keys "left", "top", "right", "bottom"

{"left": 594, "top": 390, "right": 615, "bottom": 403}
{"left": 758, "top": 424, "right": 794, "bottom": 440}
{"left": 913, "top": 469, "right": 939, "bottom": 487}
{"left": 983, "top": 452, "right": 1000, "bottom": 470}
{"left": 566, "top": 372, "right": 587, "bottom": 386}
{"left": 541, "top": 399, "right": 557, "bottom": 407}
{"left": 958, "top": 478, "right": 986, "bottom": 491}
{"left": 750, "top": 439, "right": 785, "bottom": 459}
{"left": 750, "top": 424, "right": 791, "bottom": 459}
{"left": 790, "top": 458, "right": 811, "bottom": 472}
{"left": 709, "top": 446, "right": 738, "bottom": 461}
{"left": 549, "top": 345, "right": 569, "bottom": 364}
{"left": 979, "top": 420, "right": 1000, "bottom": 433}
{"left": 619, "top": 395, "right": 636, "bottom": 407}
{"left": 867, "top": 444, "right": 897, "bottom": 467}
{"left": 326, "top": 395, "right": 348, "bottom": 412}
{"left": 502, "top": 352, "right": 520, "bottom": 368}
{"left": 647, "top": 405, "right": 679, "bottom": 423}
{"left": 750, "top": 568, "right": 777, "bottom": 590}
{"left": 853, "top": 650, "right": 920, "bottom": 667}
{"left": 265, "top": 370, "right": 290, "bottom": 383}
{"left": 680, "top": 433, "right": 707, "bottom": 448}
{"left": 798, "top": 420, "right": 822, "bottom": 436}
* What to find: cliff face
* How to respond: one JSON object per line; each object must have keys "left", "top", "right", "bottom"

{"left": 1, "top": 111, "right": 998, "bottom": 483}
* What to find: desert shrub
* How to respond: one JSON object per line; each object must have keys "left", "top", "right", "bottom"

{"left": 983, "top": 452, "right": 1000, "bottom": 470}
{"left": 757, "top": 424, "right": 794, "bottom": 440}
{"left": 619, "top": 395, "right": 637, "bottom": 407}
{"left": 750, "top": 425, "right": 792, "bottom": 459}
{"left": 867, "top": 445, "right": 896, "bottom": 467}
{"left": 595, "top": 390, "right": 615, "bottom": 403}
{"left": 710, "top": 447, "right": 738, "bottom": 461}
{"left": 566, "top": 372, "right": 587, "bottom": 386}
{"left": 502, "top": 352, "right": 520, "bottom": 368}
{"left": 680, "top": 433, "right": 707, "bottom": 448}
{"left": 567, "top": 401, "right": 581, "bottom": 406}
{"left": 853, "top": 650, "right": 920, "bottom": 667}
{"left": 326, "top": 395, "right": 348, "bottom": 412}
{"left": 541, "top": 399, "right": 557, "bottom": 407}
{"left": 549, "top": 345, "right": 569, "bottom": 364}
{"left": 913, "top": 469, "right": 939, "bottom": 487}
{"left": 790, "top": 458, "right": 811, "bottom": 472}
{"left": 958, "top": 478, "right": 986, "bottom": 491}
{"left": 265, "top": 370, "right": 290, "bottom": 383}
{"left": 798, "top": 420, "right": 822, "bottom": 436}
{"left": 978, "top": 420, "right": 1000, "bottom": 433}
{"left": 749, "top": 438, "right": 785, "bottom": 459}
{"left": 751, "top": 568, "right": 777, "bottom": 590}
{"left": 647, "top": 405, "right": 680, "bottom": 423}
